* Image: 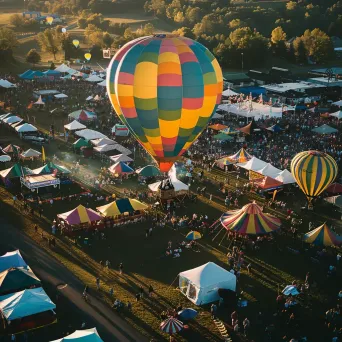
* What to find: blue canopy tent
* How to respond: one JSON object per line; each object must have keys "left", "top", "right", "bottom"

{"left": 266, "top": 124, "right": 283, "bottom": 133}
{"left": 43, "top": 70, "right": 61, "bottom": 78}
{"left": 19, "top": 70, "right": 33, "bottom": 79}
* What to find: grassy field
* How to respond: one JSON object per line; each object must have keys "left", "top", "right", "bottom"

{"left": 0, "top": 12, "right": 21, "bottom": 26}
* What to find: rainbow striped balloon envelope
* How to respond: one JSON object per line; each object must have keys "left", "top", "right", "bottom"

{"left": 220, "top": 202, "right": 281, "bottom": 235}
{"left": 107, "top": 35, "right": 223, "bottom": 172}
{"left": 303, "top": 223, "right": 341, "bottom": 247}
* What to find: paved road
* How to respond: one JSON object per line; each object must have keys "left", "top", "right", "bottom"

{"left": 0, "top": 219, "right": 148, "bottom": 342}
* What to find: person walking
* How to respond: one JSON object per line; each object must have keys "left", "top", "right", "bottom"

{"left": 119, "top": 262, "right": 124, "bottom": 275}
{"left": 210, "top": 303, "right": 217, "bottom": 319}
{"left": 243, "top": 317, "right": 250, "bottom": 336}
{"left": 96, "top": 277, "right": 100, "bottom": 290}
{"left": 148, "top": 285, "right": 154, "bottom": 297}
{"left": 109, "top": 287, "right": 114, "bottom": 297}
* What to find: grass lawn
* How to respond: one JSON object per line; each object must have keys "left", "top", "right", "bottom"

{"left": 0, "top": 12, "right": 21, "bottom": 26}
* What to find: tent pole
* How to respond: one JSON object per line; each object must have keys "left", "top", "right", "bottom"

{"left": 167, "top": 275, "right": 179, "bottom": 291}
{"left": 212, "top": 227, "right": 224, "bottom": 242}
{"left": 218, "top": 231, "right": 228, "bottom": 246}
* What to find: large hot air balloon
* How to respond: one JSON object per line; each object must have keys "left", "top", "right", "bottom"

{"left": 291, "top": 150, "right": 338, "bottom": 207}
{"left": 107, "top": 34, "right": 223, "bottom": 172}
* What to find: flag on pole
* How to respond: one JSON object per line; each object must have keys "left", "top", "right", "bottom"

{"left": 42, "top": 146, "right": 46, "bottom": 162}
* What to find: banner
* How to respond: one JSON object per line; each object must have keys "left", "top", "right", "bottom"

{"left": 103, "top": 49, "right": 111, "bottom": 59}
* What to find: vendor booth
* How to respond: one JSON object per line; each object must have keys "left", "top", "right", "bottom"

{"left": 112, "top": 124, "right": 129, "bottom": 136}
{"left": 179, "top": 262, "right": 236, "bottom": 305}
{"left": 0, "top": 250, "right": 28, "bottom": 273}
{"left": 50, "top": 328, "right": 104, "bottom": 342}
{"left": 20, "top": 174, "right": 60, "bottom": 193}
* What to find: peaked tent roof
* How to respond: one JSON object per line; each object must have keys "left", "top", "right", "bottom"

{"left": 179, "top": 262, "right": 236, "bottom": 288}
{"left": 222, "top": 88, "right": 239, "bottom": 96}
{"left": 237, "top": 156, "right": 268, "bottom": 171}
{"left": 15, "top": 123, "right": 38, "bottom": 133}
{"left": 97, "top": 198, "right": 148, "bottom": 216}
{"left": 86, "top": 75, "right": 103, "bottom": 83}
{"left": 0, "top": 250, "right": 28, "bottom": 273}
{"left": 253, "top": 176, "right": 283, "bottom": 190}
{"left": 75, "top": 129, "right": 107, "bottom": 141}
{"left": 21, "top": 148, "right": 41, "bottom": 158}
{"left": 0, "top": 79, "right": 16, "bottom": 89}
{"left": 109, "top": 154, "right": 134, "bottom": 163}
{"left": 0, "top": 164, "right": 32, "bottom": 178}
{"left": 50, "top": 328, "right": 104, "bottom": 342}
{"left": 34, "top": 95, "right": 45, "bottom": 105}
{"left": 2, "top": 144, "right": 20, "bottom": 154}
{"left": 275, "top": 169, "right": 296, "bottom": 184}
{"left": 220, "top": 127, "right": 239, "bottom": 134}
{"left": 54, "top": 63, "right": 76, "bottom": 74}
{"left": 228, "top": 148, "right": 252, "bottom": 163}
{"left": 108, "top": 162, "right": 134, "bottom": 175}
{"left": 266, "top": 124, "right": 283, "bottom": 132}
{"left": 64, "top": 120, "right": 86, "bottom": 131}
{"left": 0, "top": 288, "right": 55, "bottom": 321}
{"left": 58, "top": 205, "right": 102, "bottom": 225}
{"left": 303, "top": 223, "right": 341, "bottom": 247}
{"left": 19, "top": 70, "right": 34, "bottom": 79}
{"left": 73, "top": 138, "right": 92, "bottom": 149}
{"left": 324, "top": 195, "right": 342, "bottom": 208}
{"left": 97, "top": 80, "right": 106, "bottom": 87}
{"left": 220, "top": 202, "right": 282, "bottom": 234}
{"left": 256, "top": 163, "right": 282, "bottom": 178}
{"left": 91, "top": 138, "right": 117, "bottom": 147}
{"left": 0, "top": 268, "right": 41, "bottom": 295}
{"left": 48, "top": 162, "right": 71, "bottom": 174}
{"left": 31, "top": 164, "right": 51, "bottom": 175}
{"left": 208, "top": 124, "right": 228, "bottom": 131}
{"left": 94, "top": 144, "right": 120, "bottom": 153}
{"left": 3, "top": 116, "right": 22, "bottom": 124}
{"left": 68, "top": 110, "right": 97, "bottom": 121}
{"left": 43, "top": 69, "right": 61, "bottom": 76}
{"left": 329, "top": 110, "right": 342, "bottom": 119}
{"left": 136, "top": 165, "right": 161, "bottom": 177}
{"left": 238, "top": 120, "right": 259, "bottom": 135}
{"left": 311, "top": 124, "right": 338, "bottom": 134}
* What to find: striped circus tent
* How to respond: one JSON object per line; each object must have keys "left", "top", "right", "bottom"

{"left": 57, "top": 205, "right": 102, "bottom": 225}
{"left": 108, "top": 162, "right": 134, "bottom": 175}
{"left": 160, "top": 317, "right": 183, "bottom": 335}
{"left": 303, "top": 223, "right": 341, "bottom": 247}
{"left": 220, "top": 202, "right": 281, "bottom": 235}
{"left": 228, "top": 148, "right": 252, "bottom": 163}
{"left": 96, "top": 198, "right": 148, "bottom": 216}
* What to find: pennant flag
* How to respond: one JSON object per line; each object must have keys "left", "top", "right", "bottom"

{"left": 42, "top": 146, "right": 46, "bottom": 162}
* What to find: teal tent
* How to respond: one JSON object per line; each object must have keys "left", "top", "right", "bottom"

{"left": 213, "top": 133, "right": 233, "bottom": 141}
{"left": 136, "top": 165, "right": 161, "bottom": 177}
{"left": 312, "top": 124, "right": 338, "bottom": 134}
{"left": 73, "top": 138, "right": 92, "bottom": 149}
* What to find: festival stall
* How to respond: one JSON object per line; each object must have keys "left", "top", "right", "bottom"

{"left": 50, "top": 328, "right": 104, "bottom": 342}
{"left": 303, "top": 223, "right": 341, "bottom": 247}
{"left": 96, "top": 198, "right": 148, "bottom": 224}
{"left": 3, "top": 144, "right": 20, "bottom": 155}
{"left": 20, "top": 174, "right": 60, "bottom": 193}
{"left": 0, "top": 250, "right": 28, "bottom": 273}
{"left": 3, "top": 116, "right": 22, "bottom": 125}
{"left": 208, "top": 124, "right": 228, "bottom": 131}
{"left": 325, "top": 183, "right": 342, "bottom": 194}
{"left": 73, "top": 138, "right": 92, "bottom": 150}
{"left": 213, "top": 133, "right": 233, "bottom": 141}
{"left": 222, "top": 88, "right": 238, "bottom": 97}
{"left": 68, "top": 110, "right": 97, "bottom": 122}
{"left": 86, "top": 75, "right": 103, "bottom": 83}
{"left": 0, "top": 79, "right": 16, "bottom": 89}
{"left": 275, "top": 170, "right": 295, "bottom": 184}
{"left": 31, "top": 164, "right": 51, "bottom": 175}
{"left": 111, "top": 124, "right": 129, "bottom": 136}
{"left": 16, "top": 124, "right": 40, "bottom": 142}
{"left": 252, "top": 176, "right": 283, "bottom": 191}
{"left": 179, "top": 262, "right": 236, "bottom": 305}
{"left": 136, "top": 165, "right": 161, "bottom": 177}
{"left": 75, "top": 129, "right": 107, "bottom": 141}
{"left": 20, "top": 148, "right": 41, "bottom": 160}
{"left": 0, "top": 268, "right": 41, "bottom": 296}
{"left": 109, "top": 154, "right": 133, "bottom": 163}
{"left": 220, "top": 202, "right": 282, "bottom": 235}
{"left": 91, "top": 138, "right": 117, "bottom": 147}
{"left": 324, "top": 195, "right": 342, "bottom": 208}
{"left": 311, "top": 124, "right": 338, "bottom": 135}
{"left": 0, "top": 288, "right": 56, "bottom": 334}
{"left": 57, "top": 205, "right": 103, "bottom": 232}
{"left": 215, "top": 148, "right": 252, "bottom": 170}
{"left": 0, "top": 149, "right": 11, "bottom": 163}
{"left": 108, "top": 162, "right": 134, "bottom": 175}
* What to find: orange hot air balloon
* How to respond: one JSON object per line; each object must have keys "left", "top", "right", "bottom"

{"left": 107, "top": 35, "right": 223, "bottom": 172}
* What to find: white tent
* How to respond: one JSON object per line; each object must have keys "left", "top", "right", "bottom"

{"left": 0, "top": 79, "right": 16, "bottom": 89}
{"left": 332, "top": 100, "right": 342, "bottom": 107}
{"left": 93, "top": 95, "right": 101, "bottom": 101}
{"left": 329, "top": 110, "right": 342, "bottom": 120}
{"left": 75, "top": 129, "right": 107, "bottom": 141}
{"left": 86, "top": 96, "right": 94, "bottom": 101}
{"left": 179, "top": 262, "right": 236, "bottom": 305}
{"left": 275, "top": 169, "right": 296, "bottom": 184}
{"left": 64, "top": 120, "right": 86, "bottom": 131}
{"left": 86, "top": 75, "right": 103, "bottom": 83}
{"left": 256, "top": 163, "right": 282, "bottom": 178}
{"left": 54, "top": 93, "right": 68, "bottom": 99}
{"left": 91, "top": 138, "right": 117, "bottom": 147}
{"left": 0, "top": 113, "right": 12, "bottom": 121}
{"left": 0, "top": 288, "right": 55, "bottom": 321}
{"left": 148, "top": 178, "right": 189, "bottom": 192}
{"left": 0, "top": 250, "right": 27, "bottom": 273}
{"left": 237, "top": 156, "right": 268, "bottom": 171}
{"left": 93, "top": 144, "right": 119, "bottom": 153}
{"left": 34, "top": 95, "right": 45, "bottom": 105}
{"left": 97, "top": 80, "right": 106, "bottom": 87}
{"left": 55, "top": 64, "right": 77, "bottom": 74}
{"left": 21, "top": 148, "right": 41, "bottom": 158}
{"left": 111, "top": 144, "right": 132, "bottom": 155}
{"left": 3, "top": 116, "right": 22, "bottom": 124}
{"left": 109, "top": 154, "right": 133, "bottom": 163}
{"left": 50, "top": 328, "right": 104, "bottom": 342}
{"left": 15, "top": 123, "right": 38, "bottom": 133}
{"left": 222, "top": 88, "right": 238, "bottom": 97}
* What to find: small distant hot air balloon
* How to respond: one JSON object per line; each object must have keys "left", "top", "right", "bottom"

{"left": 107, "top": 35, "right": 223, "bottom": 172}
{"left": 291, "top": 150, "right": 338, "bottom": 208}
{"left": 73, "top": 39, "right": 80, "bottom": 48}
{"left": 84, "top": 53, "right": 92, "bottom": 61}
{"left": 46, "top": 16, "right": 53, "bottom": 25}
{"left": 62, "top": 27, "right": 67, "bottom": 33}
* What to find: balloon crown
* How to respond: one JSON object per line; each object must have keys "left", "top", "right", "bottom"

{"left": 153, "top": 34, "right": 178, "bottom": 39}
{"left": 308, "top": 150, "right": 325, "bottom": 157}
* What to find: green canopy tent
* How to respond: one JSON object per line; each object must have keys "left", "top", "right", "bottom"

{"left": 73, "top": 138, "right": 92, "bottom": 149}
{"left": 48, "top": 162, "right": 71, "bottom": 174}
{"left": 311, "top": 124, "right": 338, "bottom": 134}
{"left": 213, "top": 133, "right": 234, "bottom": 141}
{"left": 0, "top": 163, "right": 32, "bottom": 179}
{"left": 0, "top": 268, "right": 41, "bottom": 295}
{"left": 136, "top": 165, "right": 161, "bottom": 177}
{"left": 31, "top": 164, "right": 51, "bottom": 175}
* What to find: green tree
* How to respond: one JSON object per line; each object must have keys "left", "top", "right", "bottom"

{"left": 185, "top": 7, "right": 201, "bottom": 25}
{"left": 293, "top": 37, "right": 307, "bottom": 63}
{"left": 271, "top": 26, "right": 287, "bottom": 57}
{"left": 149, "top": 0, "right": 166, "bottom": 17}
{"left": 25, "top": 49, "right": 41, "bottom": 65}
{"left": 124, "top": 27, "right": 134, "bottom": 40}
{"left": 78, "top": 18, "right": 87, "bottom": 29}
{"left": 286, "top": 1, "right": 297, "bottom": 10}
{"left": 228, "top": 19, "right": 246, "bottom": 30}
{"left": 37, "top": 28, "right": 62, "bottom": 60}
{"left": 85, "top": 24, "right": 102, "bottom": 40}
{"left": 9, "top": 14, "right": 25, "bottom": 29}
{"left": 143, "top": 23, "right": 155, "bottom": 35}
{"left": 0, "top": 27, "right": 18, "bottom": 51}
{"left": 174, "top": 11, "right": 185, "bottom": 24}
{"left": 172, "top": 27, "right": 195, "bottom": 39}
{"left": 102, "top": 32, "right": 114, "bottom": 48}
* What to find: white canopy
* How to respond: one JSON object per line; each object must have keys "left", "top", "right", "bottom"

{"left": 86, "top": 96, "right": 93, "bottom": 101}
{"left": 93, "top": 144, "right": 119, "bottom": 153}
{"left": 64, "top": 120, "right": 86, "bottom": 131}
{"left": 34, "top": 95, "right": 45, "bottom": 105}
{"left": 237, "top": 156, "right": 268, "bottom": 171}
{"left": 55, "top": 64, "right": 77, "bottom": 74}
{"left": 329, "top": 110, "right": 342, "bottom": 119}
{"left": 75, "top": 129, "right": 107, "bottom": 141}
{"left": 3, "top": 116, "right": 22, "bottom": 124}
{"left": 111, "top": 144, "right": 132, "bottom": 155}
{"left": 256, "top": 163, "right": 282, "bottom": 178}
{"left": 54, "top": 93, "right": 68, "bottom": 99}
{"left": 109, "top": 154, "right": 133, "bottom": 163}
{"left": 0, "top": 79, "right": 16, "bottom": 89}
{"left": 86, "top": 75, "right": 103, "bottom": 83}
{"left": 0, "top": 113, "right": 12, "bottom": 121}
{"left": 0, "top": 288, "right": 55, "bottom": 321}
{"left": 21, "top": 148, "right": 41, "bottom": 158}
{"left": 93, "top": 95, "right": 101, "bottom": 101}
{"left": 0, "top": 250, "right": 27, "bottom": 273}
{"left": 179, "top": 262, "right": 236, "bottom": 305}
{"left": 50, "top": 328, "right": 104, "bottom": 342}
{"left": 97, "top": 80, "right": 106, "bottom": 87}
{"left": 275, "top": 169, "right": 296, "bottom": 184}
{"left": 15, "top": 123, "right": 38, "bottom": 133}
{"left": 91, "top": 138, "right": 117, "bottom": 146}
{"left": 222, "top": 88, "right": 238, "bottom": 97}
{"left": 332, "top": 100, "right": 342, "bottom": 106}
